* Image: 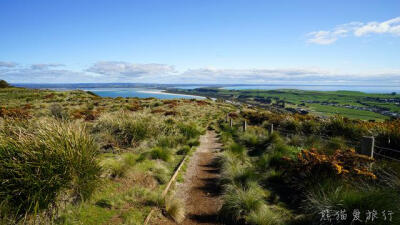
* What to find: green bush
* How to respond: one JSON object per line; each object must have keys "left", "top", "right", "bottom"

{"left": 0, "top": 80, "right": 10, "bottom": 88}
{"left": 0, "top": 120, "right": 100, "bottom": 216}
{"left": 325, "top": 116, "right": 367, "bottom": 140}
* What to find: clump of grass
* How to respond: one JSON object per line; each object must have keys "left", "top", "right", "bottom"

{"left": 101, "top": 153, "right": 138, "bottom": 179}
{"left": 227, "top": 142, "right": 248, "bottom": 160}
{"left": 187, "top": 138, "right": 200, "bottom": 147}
{"left": 305, "top": 179, "right": 400, "bottom": 224}
{"left": 94, "top": 111, "right": 173, "bottom": 147}
{"left": 150, "top": 147, "right": 174, "bottom": 162}
{"left": 221, "top": 161, "right": 257, "bottom": 188}
{"left": 304, "top": 135, "right": 324, "bottom": 149}
{"left": 0, "top": 119, "right": 100, "bottom": 217}
{"left": 107, "top": 160, "right": 130, "bottom": 178}
{"left": 324, "top": 136, "right": 347, "bottom": 153}
{"left": 264, "top": 144, "right": 300, "bottom": 169}
{"left": 165, "top": 196, "right": 185, "bottom": 223}
{"left": 178, "top": 122, "right": 201, "bottom": 139}
{"left": 95, "top": 199, "right": 113, "bottom": 209}
{"left": 287, "top": 134, "right": 303, "bottom": 147}
{"left": 177, "top": 145, "right": 191, "bottom": 155}
{"left": 122, "top": 152, "right": 137, "bottom": 167}
{"left": 219, "top": 182, "right": 267, "bottom": 224}
{"left": 246, "top": 205, "right": 289, "bottom": 225}
{"left": 49, "top": 103, "right": 68, "bottom": 120}
{"left": 152, "top": 164, "right": 170, "bottom": 184}
{"left": 240, "top": 132, "right": 259, "bottom": 147}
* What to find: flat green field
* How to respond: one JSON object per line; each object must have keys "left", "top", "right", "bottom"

{"left": 168, "top": 88, "right": 400, "bottom": 121}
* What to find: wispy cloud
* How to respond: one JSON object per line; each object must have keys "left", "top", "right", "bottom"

{"left": 0, "top": 63, "right": 96, "bottom": 83}
{"left": 176, "top": 67, "right": 400, "bottom": 85}
{"left": 87, "top": 61, "right": 177, "bottom": 78}
{"left": 31, "top": 63, "right": 64, "bottom": 70}
{"left": 307, "top": 17, "right": 400, "bottom": 45}
{"left": 0, "top": 61, "right": 399, "bottom": 85}
{"left": 0, "top": 61, "right": 17, "bottom": 68}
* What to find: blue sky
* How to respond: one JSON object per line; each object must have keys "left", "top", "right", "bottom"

{"left": 0, "top": 0, "right": 399, "bottom": 84}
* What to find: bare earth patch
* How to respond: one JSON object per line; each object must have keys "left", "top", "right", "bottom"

{"left": 151, "top": 130, "right": 223, "bottom": 225}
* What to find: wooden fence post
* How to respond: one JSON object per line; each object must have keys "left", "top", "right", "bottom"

{"left": 226, "top": 113, "right": 229, "bottom": 122}
{"left": 361, "top": 136, "right": 375, "bottom": 158}
{"left": 243, "top": 120, "right": 247, "bottom": 132}
{"left": 230, "top": 118, "right": 233, "bottom": 128}
{"left": 268, "top": 124, "right": 274, "bottom": 135}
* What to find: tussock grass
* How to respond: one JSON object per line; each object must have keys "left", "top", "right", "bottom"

{"left": 152, "top": 164, "right": 170, "bottom": 184}
{"left": 150, "top": 147, "right": 174, "bottom": 162}
{"left": 219, "top": 182, "right": 267, "bottom": 224}
{"left": 221, "top": 162, "right": 256, "bottom": 188}
{"left": 324, "top": 136, "right": 347, "bottom": 153}
{"left": 305, "top": 180, "right": 400, "bottom": 224}
{"left": 246, "top": 205, "right": 289, "bottom": 225}
{"left": 94, "top": 110, "right": 174, "bottom": 147}
{"left": 176, "top": 145, "right": 191, "bottom": 155}
{"left": 102, "top": 158, "right": 131, "bottom": 178}
{"left": 165, "top": 196, "right": 185, "bottom": 223}
{"left": 0, "top": 119, "right": 100, "bottom": 218}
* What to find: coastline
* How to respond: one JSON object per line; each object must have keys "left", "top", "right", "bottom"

{"left": 136, "top": 89, "right": 206, "bottom": 99}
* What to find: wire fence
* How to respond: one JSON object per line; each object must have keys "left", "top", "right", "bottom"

{"left": 271, "top": 125, "right": 400, "bottom": 162}
{"left": 375, "top": 145, "right": 400, "bottom": 153}
{"left": 374, "top": 152, "right": 400, "bottom": 162}
{"left": 229, "top": 119, "right": 400, "bottom": 162}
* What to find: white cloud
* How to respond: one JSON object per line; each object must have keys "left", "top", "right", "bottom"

{"left": 0, "top": 61, "right": 17, "bottom": 68}
{"left": 0, "top": 61, "right": 399, "bottom": 85}
{"left": 31, "top": 63, "right": 64, "bottom": 70}
{"left": 0, "top": 63, "right": 96, "bottom": 83}
{"left": 355, "top": 17, "right": 400, "bottom": 36}
{"left": 307, "top": 17, "right": 400, "bottom": 45}
{"left": 172, "top": 67, "right": 400, "bottom": 85}
{"left": 87, "top": 61, "right": 177, "bottom": 78}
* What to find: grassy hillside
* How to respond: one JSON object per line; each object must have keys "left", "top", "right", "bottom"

{"left": 1, "top": 87, "right": 400, "bottom": 225}
{"left": 0, "top": 87, "right": 233, "bottom": 224}
{"left": 215, "top": 109, "right": 400, "bottom": 225}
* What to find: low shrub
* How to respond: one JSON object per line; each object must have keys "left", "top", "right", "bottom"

{"left": 49, "top": 103, "right": 69, "bottom": 120}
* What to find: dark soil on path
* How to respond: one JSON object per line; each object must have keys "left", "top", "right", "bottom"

{"left": 151, "top": 130, "right": 223, "bottom": 225}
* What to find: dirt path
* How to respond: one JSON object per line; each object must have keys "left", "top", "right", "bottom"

{"left": 151, "top": 130, "right": 223, "bottom": 225}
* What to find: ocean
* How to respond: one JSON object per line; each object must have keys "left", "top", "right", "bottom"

{"left": 75, "top": 88, "right": 205, "bottom": 99}
{"left": 13, "top": 83, "right": 400, "bottom": 98}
